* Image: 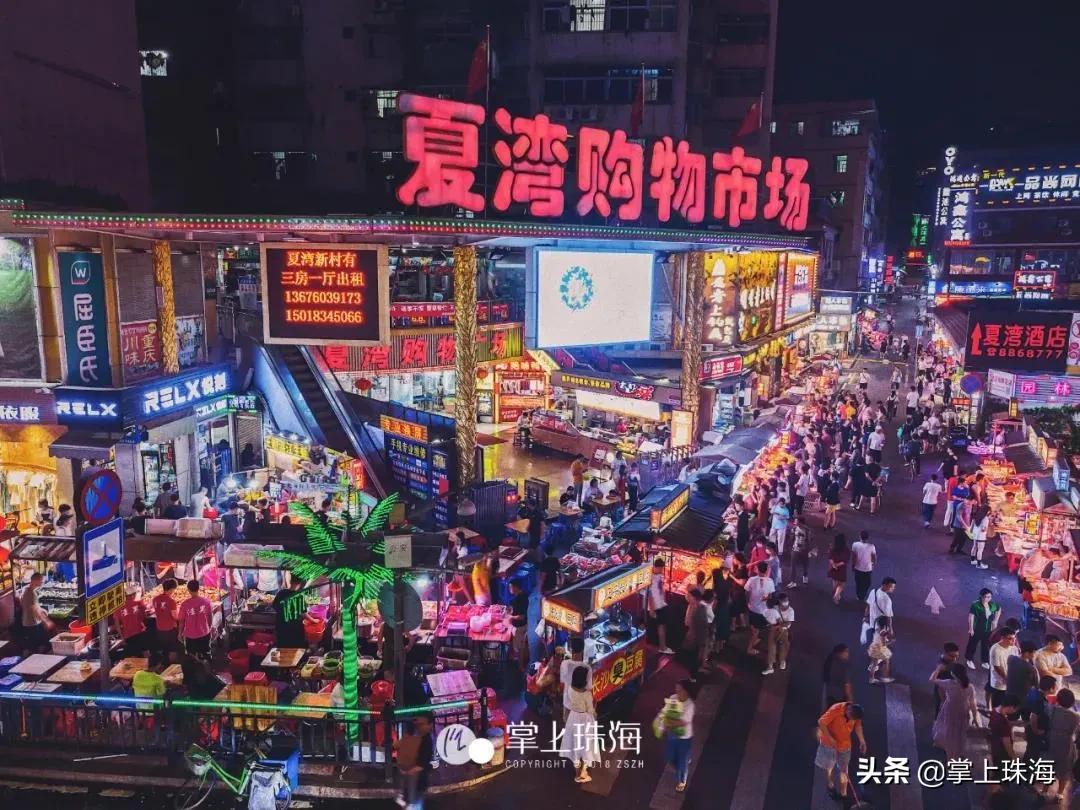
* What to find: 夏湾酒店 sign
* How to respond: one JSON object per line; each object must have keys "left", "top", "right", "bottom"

{"left": 964, "top": 310, "right": 1071, "bottom": 373}
{"left": 395, "top": 93, "right": 811, "bottom": 231}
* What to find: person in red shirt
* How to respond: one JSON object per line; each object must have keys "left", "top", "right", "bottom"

{"left": 152, "top": 578, "right": 181, "bottom": 660}
{"left": 179, "top": 579, "right": 214, "bottom": 659}
{"left": 113, "top": 585, "right": 148, "bottom": 656}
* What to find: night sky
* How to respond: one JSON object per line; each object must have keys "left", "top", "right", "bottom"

{"left": 776, "top": 0, "right": 1080, "bottom": 249}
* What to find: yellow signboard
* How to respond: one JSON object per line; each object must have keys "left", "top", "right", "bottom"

{"left": 650, "top": 486, "right": 690, "bottom": 532}
{"left": 84, "top": 581, "right": 125, "bottom": 626}
{"left": 541, "top": 598, "right": 583, "bottom": 633}
{"left": 266, "top": 435, "right": 309, "bottom": 458}
{"left": 592, "top": 564, "right": 651, "bottom": 612}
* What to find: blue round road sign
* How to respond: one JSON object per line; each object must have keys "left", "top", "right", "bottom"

{"left": 80, "top": 470, "right": 123, "bottom": 526}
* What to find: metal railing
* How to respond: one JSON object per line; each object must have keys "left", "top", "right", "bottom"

{"left": 0, "top": 691, "right": 489, "bottom": 781}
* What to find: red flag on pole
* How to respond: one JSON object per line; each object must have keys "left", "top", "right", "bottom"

{"left": 629, "top": 67, "right": 644, "bottom": 137}
{"left": 735, "top": 94, "right": 763, "bottom": 137}
{"left": 466, "top": 37, "right": 488, "bottom": 99}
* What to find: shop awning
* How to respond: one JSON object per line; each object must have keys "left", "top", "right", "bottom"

{"left": 144, "top": 414, "right": 196, "bottom": 443}
{"left": 615, "top": 491, "right": 729, "bottom": 549}
{"left": 931, "top": 305, "right": 970, "bottom": 354}
{"left": 48, "top": 431, "right": 125, "bottom": 459}
{"left": 126, "top": 533, "right": 212, "bottom": 563}
{"left": 1005, "top": 443, "right": 1047, "bottom": 476}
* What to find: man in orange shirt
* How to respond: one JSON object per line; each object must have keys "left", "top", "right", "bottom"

{"left": 815, "top": 701, "right": 867, "bottom": 803}
{"left": 570, "top": 456, "right": 586, "bottom": 505}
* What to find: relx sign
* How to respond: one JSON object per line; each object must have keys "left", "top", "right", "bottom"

{"left": 55, "top": 388, "right": 123, "bottom": 429}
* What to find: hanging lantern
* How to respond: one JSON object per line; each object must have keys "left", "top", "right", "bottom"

{"left": 476, "top": 368, "right": 489, "bottom": 380}
{"left": 356, "top": 378, "right": 373, "bottom": 392}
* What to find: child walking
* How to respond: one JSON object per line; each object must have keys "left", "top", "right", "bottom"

{"left": 867, "top": 616, "right": 895, "bottom": 684}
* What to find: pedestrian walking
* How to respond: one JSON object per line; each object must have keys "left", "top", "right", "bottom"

{"left": 968, "top": 498, "right": 992, "bottom": 568}
{"left": 745, "top": 561, "right": 775, "bottom": 654}
{"left": 396, "top": 713, "right": 434, "bottom": 810}
{"left": 647, "top": 557, "right": 675, "bottom": 655}
{"left": 786, "top": 516, "right": 811, "bottom": 588}
{"left": 792, "top": 464, "right": 812, "bottom": 517}
{"left": 711, "top": 567, "right": 732, "bottom": 654}
{"left": 921, "top": 474, "right": 942, "bottom": 528}
{"left": 680, "top": 587, "right": 709, "bottom": 677}
{"left": 823, "top": 644, "right": 854, "bottom": 708}
{"left": 867, "top": 616, "right": 895, "bottom": 684}
{"left": 850, "top": 531, "right": 877, "bottom": 602}
{"left": 865, "top": 577, "right": 895, "bottom": 633}
{"left": 930, "top": 642, "right": 961, "bottom": 717}
{"left": 1046, "top": 689, "right": 1080, "bottom": 801}
{"left": 858, "top": 370, "right": 870, "bottom": 392}
{"left": 931, "top": 664, "right": 979, "bottom": 760}
{"left": 1006, "top": 641, "right": 1039, "bottom": 700}
{"left": 827, "top": 534, "right": 848, "bottom": 605}
{"left": 947, "top": 496, "right": 973, "bottom": 554}
{"left": 560, "top": 665, "right": 600, "bottom": 783}
{"left": 656, "top": 679, "right": 696, "bottom": 793}
{"left": 823, "top": 473, "right": 842, "bottom": 529}
{"left": 761, "top": 592, "right": 794, "bottom": 675}
{"left": 965, "top": 588, "right": 1000, "bottom": 670}
{"left": 987, "top": 627, "right": 1018, "bottom": 710}
{"left": 815, "top": 701, "right": 867, "bottom": 803}
{"left": 768, "top": 497, "right": 791, "bottom": 555}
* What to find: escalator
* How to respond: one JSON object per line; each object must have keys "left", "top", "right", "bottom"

{"left": 262, "top": 344, "right": 393, "bottom": 497}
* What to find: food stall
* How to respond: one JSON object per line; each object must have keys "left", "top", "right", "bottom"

{"left": 2, "top": 536, "right": 79, "bottom": 626}
{"left": 559, "top": 524, "right": 634, "bottom": 584}
{"left": 541, "top": 563, "right": 649, "bottom": 705}
{"left": 613, "top": 484, "right": 727, "bottom": 596}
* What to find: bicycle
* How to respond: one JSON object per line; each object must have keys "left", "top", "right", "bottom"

{"left": 175, "top": 740, "right": 293, "bottom": 810}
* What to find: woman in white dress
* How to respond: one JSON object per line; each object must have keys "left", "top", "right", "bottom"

{"left": 560, "top": 664, "right": 600, "bottom": 783}
{"left": 931, "top": 663, "right": 978, "bottom": 759}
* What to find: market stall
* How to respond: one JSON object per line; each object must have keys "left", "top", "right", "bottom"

{"left": 613, "top": 484, "right": 727, "bottom": 596}
{"left": 541, "top": 562, "right": 649, "bottom": 706}
{"left": 0, "top": 536, "right": 79, "bottom": 627}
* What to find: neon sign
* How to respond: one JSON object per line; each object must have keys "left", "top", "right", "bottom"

{"left": 137, "top": 366, "right": 232, "bottom": 418}
{"left": 396, "top": 93, "right": 810, "bottom": 231}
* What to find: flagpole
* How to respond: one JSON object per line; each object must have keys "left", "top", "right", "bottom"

{"left": 483, "top": 24, "right": 492, "bottom": 216}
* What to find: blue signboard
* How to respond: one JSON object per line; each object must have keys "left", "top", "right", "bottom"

{"left": 81, "top": 517, "right": 125, "bottom": 600}
{"left": 125, "top": 364, "right": 233, "bottom": 421}
{"left": 945, "top": 281, "right": 1013, "bottom": 297}
{"left": 432, "top": 447, "right": 451, "bottom": 528}
{"left": 58, "top": 252, "right": 112, "bottom": 387}
{"left": 55, "top": 388, "right": 124, "bottom": 428}
{"left": 386, "top": 434, "right": 431, "bottom": 502}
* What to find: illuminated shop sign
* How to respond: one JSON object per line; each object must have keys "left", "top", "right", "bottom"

{"left": 943, "top": 281, "right": 1013, "bottom": 297}
{"left": 700, "top": 355, "right": 743, "bottom": 382}
{"left": 819, "top": 295, "right": 854, "bottom": 314}
{"left": 134, "top": 365, "right": 232, "bottom": 419}
{"left": 1014, "top": 270, "right": 1056, "bottom": 301}
{"left": 552, "top": 372, "right": 680, "bottom": 405}
{"left": 380, "top": 415, "right": 429, "bottom": 443}
{"left": 325, "top": 325, "right": 523, "bottom": 373}
{"left": 261, "top": 243, "right": 390, "bottom": 347}
{"left": 649, "top": 486, "right": 690, "bottom": 532}
{"left": 58, "top": 252, "right": 112, "bottom": 387}
{"left": 541, "top": 598, "right": 583, "bottom": 633}
{"left": 813, "top": 313, "right": 854, "bottom": 332}
{"left": 592, "top": 564, "right": 651, "bottom": 612}
{"left": 990, "top": 370, "right": 1080, "bottom": 408}
{"left": 396, "top": 93, "right": 811, "bottom": 230}
{"left": 980, "top": 165, "right": 1080, "bottom": 205}
{"left": 193, "top": 394, "right": 258, "bottom": 420}
{"left": 703, "top": 253, "right": 736, "bottom": 346}
{"left": 783, "top": 253, "right": 816, "bottom": 322}
{"left": 0, "top": 404, "right": 41, "bottom": 423}
{"left": 965, "top": 311, "right": 1071, "bottom": 373}
{"left": 55, "top": 390, "right": 122, "bottom": 427}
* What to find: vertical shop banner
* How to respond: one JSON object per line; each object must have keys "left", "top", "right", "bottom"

{"left": 176, "top": 315, "right": 206, "bottom": 368}
{"left": 58, "top": 251, "right": 112, "bottom": 387}
{"left": 0, "top": 237, "right": 44, "bottom": 381}
{"left": 120, "top": 321, "right": 163, "bottom": 384}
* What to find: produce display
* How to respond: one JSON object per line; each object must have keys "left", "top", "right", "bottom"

{"left": 559, "top": 552, "right": 613, "bottom": 580}
{"left": 435, "top": 604, "right": 512, "bottom": 642}
{"left": 987, "top": 478, "right": 1039, "bottom": 556}
{"left": 143, "top": 584, "right": 226, "bottom": 615}
{"left": 1031, "top": 579, "right": 1080, "bottom": 621}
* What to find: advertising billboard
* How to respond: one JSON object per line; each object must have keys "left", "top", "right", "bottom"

{"left": 964, "top": 310, "right": 1072, "bottom": 373}
{"left": 533, "top": 249, "right": 653, "bottom": 348}
{"left": 0, "top": 237, "right": 44, "bottom": 381}
{"left": 261, "top": 243, "right": 390, "bottom": 346}
{"left": 783, "top": 253, "right": 816, "bottom": 323}
{"left": 58, "top": 252, "right": 112, "bottom": 387}
{"left": 120, "top": 320, "right": 163, "bottom": 384}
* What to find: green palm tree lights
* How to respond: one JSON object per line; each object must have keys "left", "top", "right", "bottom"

{"left": 256, "top": 492, "right": 400, "bottom": 749}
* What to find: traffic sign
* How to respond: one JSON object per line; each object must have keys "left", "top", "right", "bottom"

{"left": 79, "top": 470, "right": 123, "bottom": 526}
{"left": 79, "top": 517, "right": 125, "bottom": 601}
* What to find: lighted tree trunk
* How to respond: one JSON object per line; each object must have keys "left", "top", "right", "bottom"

{"left": 453, "top": 246, "right": 478, "bottom": 487}
{"left": 681, "top": 252, "right": 706, "bottom": 438}
{"left": 341, "top": 582, "right": 361, "bottom": 748}
{"left": 153, "top": 239, "right": 180, "bottom": 374}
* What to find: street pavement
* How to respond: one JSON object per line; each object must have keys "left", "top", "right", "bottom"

{"left": 0, "top": 300, "right": 1032, "bottom": 808}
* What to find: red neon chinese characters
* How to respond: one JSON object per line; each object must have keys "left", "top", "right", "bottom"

{"left": 649, "top": 137, "right": 707, "bottom": 224}
{"left": 576, "top": 127, "right": 644, "bottom": 220}
{"left": 492, "top": 109, "right": 569, "bottom": 217}
{"left": 361, "top": 345, "right": 391, "bottom": 371}
{"left": 323, "top": 346, "right": 349, "bottom": 371}
{"left": 397, "top": 93, "right": 486, "bottom": 212}
{"left": 763, "top": 157, "right": 811, "bottom": 232}
{"left": 400, "top": 337, "right": 430, "bottom": 368}
{"left": 489, "top": 329, "right": 507, "bottom": 359}
{"left": 712, "top": 147, "right": 761, "bottom": 228}
{"left": 435, "top": 334, "right": 456, "bottom": 365}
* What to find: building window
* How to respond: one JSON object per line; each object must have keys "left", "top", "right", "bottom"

{"left": 714, "top": 14, "right": 770, "bottom": 44}
{"left": 834, "top": 154, "right": 849, "bottom": 173}
{"left": 831, "top": 119, "right": 861, "bottom": 136}
{"left": 344, "top": 89, "right": 357, "bottom": 103}
{"left": 374, "top": 90, "right": 400, "bottom": 118}
{"left": 342, "top": 25, "right": 355, "bottom": 39}
{"left": 796, "top": 121, "right": 805, "bottom": 135}
{"left": 713, "top": 68, "right": 765, "bottom": 98}
{"left": 543, "top": 66, "right": 673, "bottom": 105}
{"left": 139, "top": 50, "right": 168, "bottom": 77}
{"left": 768, "top": 121, "right": 776, "bottom": 134}
{"left": 542, "top": 1, "right": 677, "bottom": 34}
{"left": 827, "top": 190, "right": 846, "bottom": 208}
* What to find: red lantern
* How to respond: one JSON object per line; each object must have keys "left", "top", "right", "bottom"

{"left": 356, "top": 378, "right": 373, "bottom": 392}
{"left": 476, "top": 368, "right": 489, "bottom": 380}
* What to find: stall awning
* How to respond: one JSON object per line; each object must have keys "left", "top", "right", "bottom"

{"left": 48, "top": 431, "right": 124, "bottom": 459}
{"left": 126, "top": 533, "right": 212, "bottom": 563}
{"left": 1005, "top": 443, "right": 1046, "bottom": 476}
{"left": 931, "top": 305, "right": 969, "bottom": 354}
{"left": 615, "top": 491, "right": 729, "bottom": 550}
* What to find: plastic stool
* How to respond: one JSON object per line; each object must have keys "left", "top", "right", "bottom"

{"left": 243, "top": 671, "right": 269, "bottom": 685}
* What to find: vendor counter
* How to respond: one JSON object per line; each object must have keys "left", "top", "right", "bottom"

{"left": 584, "top": 619, "right": 646, "bottom": 703}
{"left": 530, "top": 410, "right": 654, "bottom": 460}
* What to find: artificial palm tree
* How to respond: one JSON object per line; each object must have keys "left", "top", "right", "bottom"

{"left": 257, "top": 492, "right": 399, "bottom": 748}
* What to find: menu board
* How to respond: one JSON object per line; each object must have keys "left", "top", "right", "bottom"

{"left": 432, "top": 447, "right": 451, "bottom": 528}
{"left": 386, "top": 435, "right": 431, "bottom": 501}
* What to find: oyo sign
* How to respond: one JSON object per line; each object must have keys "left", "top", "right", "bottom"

{"left": 396, "top": 93, "right": 810, "bottom": 231}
